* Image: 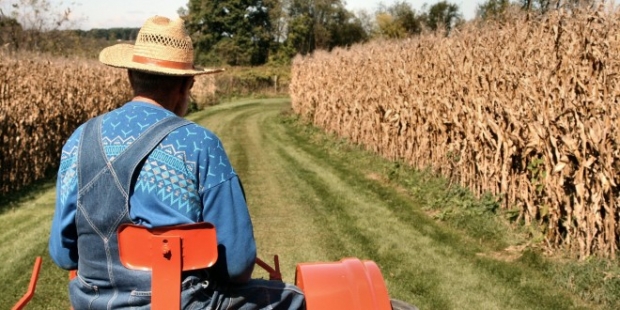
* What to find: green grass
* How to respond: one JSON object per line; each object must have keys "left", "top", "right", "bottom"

{"left": 2, "top": 98, "right": 619, "bottom": 309}
{"left": 0, "top": 184, "right": 70, "bottom": 309}
{"left": 275, "top": 113, "right": 577, "bottom": 309}
{"left": 276, "top": 110, "right": 620, "bottom": 309}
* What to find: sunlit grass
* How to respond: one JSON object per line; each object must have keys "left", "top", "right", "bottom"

{"left": 0, "top": 183, "right": 70, "bottom": 309}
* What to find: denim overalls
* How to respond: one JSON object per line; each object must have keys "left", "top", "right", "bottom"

{"left": 68, "top": 114, "right": 212, "bottom": 309}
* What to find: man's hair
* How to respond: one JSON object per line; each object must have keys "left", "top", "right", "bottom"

{"left": 129, "top": 70, "right": 190, "bottom": 97}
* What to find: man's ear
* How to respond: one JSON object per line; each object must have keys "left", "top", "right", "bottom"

{"left": 177, "top": 77, "right": 193, "bottom": 99}
{"left": 127, "top": 70, "right": 135, "bottom": 89}
{"left": 184, "top": 77, "right": 195, "bottom": 91}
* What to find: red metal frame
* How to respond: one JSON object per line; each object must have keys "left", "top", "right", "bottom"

{"left": 255, "top": 255, "right": 282, "bottom": 281}
{"left": 12, "top": 256, "right": 42, "bottom": 310}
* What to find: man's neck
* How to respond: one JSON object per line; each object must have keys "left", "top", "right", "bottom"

{"left": 132, "top": 96, "right": 164, "bottom": 108}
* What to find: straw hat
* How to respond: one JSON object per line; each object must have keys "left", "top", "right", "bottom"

{"left": 99, "top": 16, "right": 222, "bottom": 76}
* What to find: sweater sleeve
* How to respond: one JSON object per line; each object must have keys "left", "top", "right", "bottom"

{"left": 48, "top": 131, "right": 81, "bottom": 270}
{"left": 202, "top": 176, "right": 256, "bottom": 283}
{"left": 197, "top": 131, "right": 256, "bottom": 283}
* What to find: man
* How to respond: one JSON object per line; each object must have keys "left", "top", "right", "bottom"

{"left": 48, "top": 16, "right": 305, "bottom": 309}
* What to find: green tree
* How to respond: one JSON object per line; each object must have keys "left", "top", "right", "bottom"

{"left": 424, "top": 1, "right": 462, "bottom": 33}
{"left": 520, "top": 0, "right": 553, "bottom": 12}
{"left": 519, "top": 0, "right": 597, "bottom": 13}
{"left": 0, "top": 0, "right": 75, "bottom": 53}
{"left": 285, "top": 10, "right": 313, "bottom": 55}
{"left": 185, "top": 0, "right": 273, "bottom": 66}
{"left": 324, "top": 3, "right": 367, "bottom": 48}
{"left": 477, "top": 0, "right": 512, "bottom": 20}
{"left": 352, "top": 9, "right": 376, "bottom": 38}
{"left": 0, "top": 15, "right": 23, "bottom": 49}
{"left": 373, "top": 1, "right": 423, "bottom": 39}
{"left": 284, "top": 0, "right": 366, "bottom": 55}
{"left": 388, "top": 1, "right": 423, "bottom": 36}
{"left": 265, "top": 0, "right": 286, "bottom": 43}
{"left": 375, "top": 13, "right": 406, "bottom": 39}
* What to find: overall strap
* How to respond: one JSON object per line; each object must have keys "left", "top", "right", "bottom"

{"left": 77, "top": 115, "right": 107, "bottom": 190}
{"left": 110, "top": 116, "right": 192, "bottom": 197}
{"left": 78, "top": 115, "right": 192, "bottom": 199}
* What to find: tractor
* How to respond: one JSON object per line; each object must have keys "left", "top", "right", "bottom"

{"left": 13, "top": 222, "right": 418, "bottom": 310}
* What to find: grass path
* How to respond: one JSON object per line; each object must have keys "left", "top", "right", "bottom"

{"left": 1, "top": 98, "right": 605, "bottom": 309}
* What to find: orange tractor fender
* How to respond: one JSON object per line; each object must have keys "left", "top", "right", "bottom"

{"left": 295, "top": 258, "right": 392, "bottom": 310}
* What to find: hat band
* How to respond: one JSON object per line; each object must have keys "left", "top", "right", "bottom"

{"left": 132, "top": 55, "right": 193, "bottom": 70}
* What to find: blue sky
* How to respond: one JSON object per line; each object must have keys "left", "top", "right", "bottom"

{"left": 9, "top": 0, "right": 483, "bottom": 30}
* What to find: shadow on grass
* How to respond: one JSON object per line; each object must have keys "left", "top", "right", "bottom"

{"left": 0, "top": 175, "right": 56, "bottom": 215}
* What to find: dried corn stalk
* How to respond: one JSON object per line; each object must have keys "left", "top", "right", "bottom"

{"left": 290, "top": 8, "right": 620, "bottom": 258}
{"left": 0, "top": 52, "right": 131, "bottom": 195}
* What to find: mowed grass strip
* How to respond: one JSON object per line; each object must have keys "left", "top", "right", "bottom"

{"left": 272, "top": 118, "right": 579, "bottom": 310}
{"left": 195, "top": 99, "right": 590, "bottom": 309}
{"left": 2, "top": 98, "right": 616, "bottom": 309}
{"left": 192, "top": 98, "right": 330, "bottom": 280}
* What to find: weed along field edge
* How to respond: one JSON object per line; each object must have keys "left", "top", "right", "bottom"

{"left": 2, "top": 98, "right": 619, "bottom": 309}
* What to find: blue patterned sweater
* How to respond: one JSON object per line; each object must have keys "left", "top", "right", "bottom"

{"left": 49, "top": 101, "right": 256, "bottom": 283}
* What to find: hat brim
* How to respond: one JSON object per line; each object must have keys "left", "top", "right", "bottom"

{"left": 99, "top": 44, "right": 223, "bottom": 76}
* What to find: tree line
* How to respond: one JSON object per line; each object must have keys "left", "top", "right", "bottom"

{"left": 0, "top": 0, "right": 604, "bottom": 64}
{"left": 181, "top": 0, "right": 603, "bottom": 66}
{"left": 182, "top": 0, "right": 465, "bottom": 66}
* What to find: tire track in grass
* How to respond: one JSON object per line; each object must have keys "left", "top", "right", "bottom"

{"left": 191, "top": 99, "right": 330, "bottom": 281}
{"left": 220, "top": 101, "right": 456, "bottom": 308}
{"left": 278, "top": 110, "right": 584, "bottom": 310}
{"left": 195, "top": 99, "right": 582, "bottom": 309}
{"left": 271, "top": 129, "right": 484, "bottom": 309}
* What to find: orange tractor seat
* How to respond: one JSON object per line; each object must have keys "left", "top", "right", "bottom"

{"left": 117, "top": 222, "right": 218, "bottom": 310}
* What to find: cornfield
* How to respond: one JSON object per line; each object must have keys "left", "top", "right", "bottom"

{"left": 0, "top": 51, "right": 217, "bottom": 197}
{"left": 0, "top": 52, "right": 130, "bottom": 196}
{"left": 290, "top": 7, "right": 620, "bottom": 258}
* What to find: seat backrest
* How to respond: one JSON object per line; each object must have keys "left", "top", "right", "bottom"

{"left": 117, "top": 222, "right": 218, "bottom": 310}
